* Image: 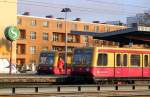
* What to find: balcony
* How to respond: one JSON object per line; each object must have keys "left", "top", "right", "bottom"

{"left": 52, "top": 41, "right": 84, "bottom": 47}
{"left": 17, "top": 54, "right": 26, "bottom": 59}
{"left": 17, "top": 38, "right": 26, "bottom": 44}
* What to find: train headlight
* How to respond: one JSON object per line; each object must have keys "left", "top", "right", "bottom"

{"left": 97, "top": 71, "right": 100, "bottom": 74}
{"left": 79, "top": 68, "right": 82, "bottom": 71}
{"left": 86, "top": 68, "right": 90, "bottom": 72}
{"left": 49, "top": 67, "right": 52, "bottom": 70}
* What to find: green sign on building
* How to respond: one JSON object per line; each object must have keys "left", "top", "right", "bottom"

{"left": 4, "top": 26, "right": 20, "bottom": 41}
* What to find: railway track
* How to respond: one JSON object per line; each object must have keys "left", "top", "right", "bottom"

{"left": 1, "top": 90, "right": 150, "bottom": 97}
{"left": 1, "top": 83, "right": 150, "bottom": 95}
{"left": 0, "top": 74, "right": 67, "bottom": 83}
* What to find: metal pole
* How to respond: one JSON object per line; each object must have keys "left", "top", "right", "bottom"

{"left": 9, "top": 41, "right": 13, "bottom": 74}
{"left": 61, "top": 8, "right": 71, "bottom": 75}
{"left": 64, "top": 12, "right": 67, "bottom": 75}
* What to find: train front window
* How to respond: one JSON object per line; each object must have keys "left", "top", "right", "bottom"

{"left": 73, "top": 49, "right": 93, "bottom": 65}
{"left": 40, "top": 53, "right": 47, "bottom": 64}
{"left": 46, "top": 53, "right": 54, "bottom": 65}
{"left": 39, "top": 52, "right": 54, "bottom": 65}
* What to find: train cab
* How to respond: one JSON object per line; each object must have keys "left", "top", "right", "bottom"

{"left": 71, "top": 48, "right": 94, "bottom": 76}
{"left": 37, "top": 51, "right": 56, "bottom": 74}
{"left": 37, "top": 51, "right": 72, "bottom": 75}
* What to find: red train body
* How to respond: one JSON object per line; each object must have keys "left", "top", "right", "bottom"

{"left": 71, "top": 47, "right": 150, "bottom": 79}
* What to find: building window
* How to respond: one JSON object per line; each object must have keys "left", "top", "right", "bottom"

{"left": 31, "top": 20, "right": 36, "bottom": 26}
{"left": 71, "top": 23, "right": 77, "bottom": 31}
{"left": 30, "top": 32, "right": 36, "bottom": 39}
{"left": 43, "top": 32, "right": 48, "bottom": 40}
{"left": 52, "top": 46, "right": 58, "bottom": 51}
{"left": 19, "top": 29, "right": 26, "bottom": 39}
{"left": 17, "top": 18, "right": 22, "bottom": 24}
{"left": 43, "top": 21, "right": 49, "bottom": 27}
{"left": 17, "top": 44, "right": 26, "bottom": 54}
{"left": 130, "top": 54, "right": 140, "bottom": 67}
{"left": 68, "top": 47, "right": 73, "bottom": 52}
{"left": 56, "top": 22, "right": 62, "bottom": 29}
{"left": 94, "top": 26, "right": 99, "bottom": 32}
{"left": 105, "top": 25, "right": 110, "bottom": 32}
{"left": 97, "top": 53, "right": 107, "bottom": 66}
{"left": 30, "top": 60, "right": 36, "bottom": 64}
{"left": 52, "top": 32, "right": 59, "bottom": 41}
{"left": 30, "top": 46, "right": 36, "bottom": 54}
{"left": 42, "top": 47, "right": 48, "bottom": 51}
{"left": 52, "top": 46, "right": 63, "bottom": 51}
{"left": 83, "top": 35, "right": 88, "bottom": 43}
{"left": 84, "top": 25, "right": 89, "bottom": 31}
{"left": 68, "top": 35, "right": 73, "bottom": 42}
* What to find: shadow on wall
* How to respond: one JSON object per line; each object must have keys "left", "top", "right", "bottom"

{"left": 0, "top": 38, "right": 11, "bottom": 56}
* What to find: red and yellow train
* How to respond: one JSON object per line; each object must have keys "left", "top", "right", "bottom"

{"left": 71, "top": 47, "right": 150, "bottom": 83}
{"left": 37, "top": 47, "right": 150, "bottom": 83}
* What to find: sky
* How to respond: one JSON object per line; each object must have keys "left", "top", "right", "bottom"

{"left": 18, "top": 0, "right": 150, "bottom": 23}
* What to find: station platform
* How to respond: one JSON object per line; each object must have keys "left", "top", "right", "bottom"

{"left": 0, "top": 74, "right": 67, "bottom": 83}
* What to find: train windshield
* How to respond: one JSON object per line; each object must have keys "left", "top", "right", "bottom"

{"left": 73, "top": 48, "right": 93, "bottom": 65}
{"left": 39, "top": 52, "right": 54, "bottom": 65}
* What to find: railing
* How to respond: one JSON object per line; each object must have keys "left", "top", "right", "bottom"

{"left": 1, "top": 84, "right": 150, "bottom": 94}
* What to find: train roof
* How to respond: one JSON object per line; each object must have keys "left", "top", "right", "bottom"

{"left": 75, "top": 47, "right": 150, "bottom": 54}
{"left": 76, "top": 46, "right": 150, "bottom": 51}
{"left": 71, "top": 26, "right": 150, "bottom": 45}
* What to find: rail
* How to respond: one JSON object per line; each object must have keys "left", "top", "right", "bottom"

{"left": 1, "top": 84, "right": 150, "bottom": 94}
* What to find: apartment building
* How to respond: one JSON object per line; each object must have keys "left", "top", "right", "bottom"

{"left": 127, "top": 11, "right": 150, "bottom": 27}
{"left": 17, "top": 15, "right": 125, "bottom": 66}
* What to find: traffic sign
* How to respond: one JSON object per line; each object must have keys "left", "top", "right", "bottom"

{"left": 4, "top": 26, "right": 20, "bottom": 41}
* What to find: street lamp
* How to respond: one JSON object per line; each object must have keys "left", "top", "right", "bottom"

{"left": 61, "top": 8, "right": 71, "bottom": 75}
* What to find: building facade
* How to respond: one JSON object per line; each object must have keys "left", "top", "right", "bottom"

{"left": 0, "top": 0, "right": 17, "bottom": 64}
{"left": 17, "top": 15, "right": 125, "bottom": 66}
{"left": 127, "top": 11, "right": 150, "bottom": 27}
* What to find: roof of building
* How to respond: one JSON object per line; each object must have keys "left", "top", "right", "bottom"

{"left": 17, "top": 15, "right": 125, "bottom": 27}
{"left": 71, "top": 26, "right": 150, "bottom": 45}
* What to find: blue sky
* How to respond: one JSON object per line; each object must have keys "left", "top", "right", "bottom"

{"left": 18, "top": 0, "right": 150, "bottom": 23}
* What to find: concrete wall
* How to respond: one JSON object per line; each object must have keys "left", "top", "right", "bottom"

{"left": 0, "top": 0, "right": 17, "bottom": 64}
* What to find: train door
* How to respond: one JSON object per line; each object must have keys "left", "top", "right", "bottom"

{"left": 143, "top": 54, "right": 150, "bottom": 77}
{"left": 115, "top": 53, "right": 128, "bottom": 77}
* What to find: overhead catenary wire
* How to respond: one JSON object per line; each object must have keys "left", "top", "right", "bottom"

{"left": 18, "top": 0, "right": 150, "bottom": 15}
{"left": 1, "top": 0, "right": 149, "bottom": 15}
{"left": 1, "top": 0, "right": 150, "bottom": 23}
{"left": 85, "top": 0, "right": 149, "bottom": 9}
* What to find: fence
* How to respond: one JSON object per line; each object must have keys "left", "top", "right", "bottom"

{"left": 1, "top": 84, "right": 150, "bottom": 94}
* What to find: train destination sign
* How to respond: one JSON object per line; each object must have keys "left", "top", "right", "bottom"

{"left": 4, "top": 26, "right": 20, "bottom": 41}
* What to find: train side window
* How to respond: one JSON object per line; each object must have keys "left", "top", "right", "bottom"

{"left": 97, "top": 53, "right": 107, "bottom": 66}
{"left": 144, "top": 55, "right": 148, "bottom": 67}
{"left": 116, "top": 54, "right": 121, "bottom": 66}
{"left": 130, "top": 54, "right": 140, "bottom": 67}
{"left": 123, "top": 54, "right": 127, "bottom": 66}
